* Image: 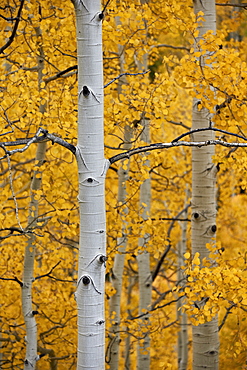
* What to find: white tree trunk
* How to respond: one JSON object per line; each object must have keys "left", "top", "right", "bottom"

{"left": 72, "top": 1, "right": 107, "bottom": 369}
{"left": 137, "top": 120, "right": 152, "bottom": 370}
{"left": 22, "top": 142, "right": 46, "bottom": 370}
{"left": 109, "top": 15, "right": 132, "bottom": 367}
{"left": 22, "top": 25, "right": 46, "bottom": 370}
{"left": 135, "top": 6, "right": 152, "bottom": 365}
{"left": 177, "top": 199, "right": 188, "bottom": 370}
{"left": 191, "top": 1, "right": 219, "bottom": 369}
{"left": 109, "top": 127, "right": 132, "bottom": 370}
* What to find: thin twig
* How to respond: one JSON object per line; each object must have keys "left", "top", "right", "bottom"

{"left": 152, "top": 205, "right": 190, "bottom": 282}
{"left": 104, "top": 70, "right": 149, "bottom": 88}
{"left": 0, "top": 276, "right": 23, "bottom": 286}
{"left": 109, "top": 126, "right": 247, "bottom": 164}
{"left": 129, "top": 296, "right": 184, "bottom": 320}
{"left": 0, "top": 0, "right": 25, "bottom": 54}
{"left": 216, "top": 2, "right": 247, "bottom": 8}
{"left": 172, "top": 126, "right": 247, "bottom": 143}
{"left": 44, "top": 65, "right": 77, "bottom": 84}
{"left": 35, "top": 261, "right": 61, "bottom": 280}
{"left": 35, "top": 261, "right": 75, "bottom": 282}
{"left": 6, "top": 154, "right": 23, "bottom": 231}
{"left": 149, "top": 44, "right": 190, "bottom": 52}
{"left": 0, "top": 128, "right": 76, "bottom": 157}
{"left": 218, "top": 303, "right": 236, "bottom": 331}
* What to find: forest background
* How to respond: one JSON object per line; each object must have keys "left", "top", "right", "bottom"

{"left": 1, "top": 0, "right": 247, "bottom": 369}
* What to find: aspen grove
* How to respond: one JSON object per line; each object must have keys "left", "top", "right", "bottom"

{"left": 1, "top": 1, "right": 247, "bottom": 369}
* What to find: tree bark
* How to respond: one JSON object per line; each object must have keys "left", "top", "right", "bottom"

{"left": 109, "top": 126, "right": 132, "bottom": 370}
{"left": 72, "top": 1, "right": 107, "bottom": 369}
{"left": 191, "top": 1, "right": 219, "bottom": 369}
{"left": 135, "top": 4, "right": 152, "bottom": 366}
{"left": 22, "top": 24, "right": 47, "bottom": 370}
{"left": 177, "top": 196, "right": 188, "bottom": 370}
{"left": 109, "top": 14, "right": 132, "bottom": 368}
{"left": 137, "top": 120, "right": 152, "bottom": 370}
{"left": 22, "top": 142, "right": 46, "bottom": 370}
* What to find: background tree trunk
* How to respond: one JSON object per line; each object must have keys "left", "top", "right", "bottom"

{"left": 137, "top": 120, "right": 152, "bottom": 370}
{"left": 109, "top": 14, "right": 132, "bottom": 367}
{"left": 109, "top": 126, "right": 132, "bottom": 370}
{"left": 22, "top": 143, "right": 46, "bottom": 370}
{"left": 177, "top": 195, "right": 189, "bottom": 370}
{"left": 136, "top": 4, "right": 152, "bottom": 366}
{"left": 22, "top": 25, "right": 46, "bottom": 370}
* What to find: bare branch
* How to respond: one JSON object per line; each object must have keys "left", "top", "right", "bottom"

{"left": 218, "top": 303, "right": 236, "bottom": 331}
{"left": 0, "top": 226, "right": 44, "bottom": 240}
{"left": 0, "top": 0, "right": 25, "bottom": 54}
{"left": 152, "top": 205, "right": 190, "bottom": 282}
{"left": 149, "top": 44, "right": 190, "bottom": 52}
{"left": 44, "top": 65, "right": 77, "bottom": 84}
{"left": 0, "top": 276, "right": 23, "bottom": 286}
{"left": 104, "top": 70, "right": 149, "bottom": 88}
{"left": 172, "top": 126, "right": 247, "bottom": 143}
{"left": 35, "top": 261, "right": 61, "bottom": 280}
{"left": 129, "top": 296, "right": 184, "bottom": 320}
{"left": 139, "top": 216, "right": 190, "bottom": 224}
{"left": 0, "top": 128, "right": 76, "bottom": 158}
{"left": 35, "top": 261, "right": 75, "bottom": 283}
{"left": 109, "top": 139, "right": 247, "bottom": 164}
{"left": 0, "top": 127, "right": 44, "bottom": 157}
{"left": 109, "top": 127, "right": 247, "bottom": 164}
{"left": 216, "top": 2, "right": 247, "bottom": 8}
{"left": 167, "top": 120, "right": 190, "bottom": 130}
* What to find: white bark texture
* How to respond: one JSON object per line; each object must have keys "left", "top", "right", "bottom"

{"left": 23, "top": 25, "right": 46, "bottom": 370}
{"left": 73, "top": 1, "right": 107, "bottom": 369}
{"left": 135, "top": 6, "right": 152, "bottom": 365}
{"left": 177, "top": 202, "right": 188, "bottom": 370}
{"left": 22, "top": 142, "right": 46, "bottom": 370}
{"left": 109, "top": 127, "right": 132, "bottom": 370}
{"left": 192, "top": 1, "right": 219, "bottom": 369}
{"left": 137, "top": 121, "right": 152, "bottom": 370}
{"left": 109, "top": 21, "right": 132, "bottom": 368}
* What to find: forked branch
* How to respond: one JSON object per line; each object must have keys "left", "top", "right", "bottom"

{"left": 0, "top": 128, "right": 76, "bottom": 159}
{"left": 0, "top": 0, "right": 25, "bottom": 54}
{"left": 1, "top": 127, "right": 247, "bottom": 163}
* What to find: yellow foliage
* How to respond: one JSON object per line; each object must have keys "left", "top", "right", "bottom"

{"left": 1, "top": 0, "right": 247, "bottom": 368}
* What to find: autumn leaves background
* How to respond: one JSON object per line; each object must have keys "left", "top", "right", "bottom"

{"left": 1, "top": 0, "right": 247, "bottom": 369}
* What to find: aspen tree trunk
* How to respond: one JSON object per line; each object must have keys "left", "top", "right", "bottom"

{"left": 137, "top": 121, "right": 152, "bottom": 370}
{"left": 229, "top": 0, "right": 241, "bottom": 42}
{"left": 109, "top": 127, "right": 132, "bottom": 370}
{"left": 22, "top": 26, "right": 46, "bottom": 370}
{"left": 124, "top": 279, "right": 132, "bottom": 369}
{"left": 135, "top": 3, "right": 152, "bottom": 365}
{"left": 191, "top": 1, "right": 219, "bottom": 369}
{"left": 72, "top": 1, "right": 107, "bottom": 369}
{"left": 109, "top": 18, "right": 132, "bottom": 368}
{"left": 22, "top": 143, "right": 46, "bottom": 370}
{"left": 177, "top": 201, "right": 188, "bottom": 370}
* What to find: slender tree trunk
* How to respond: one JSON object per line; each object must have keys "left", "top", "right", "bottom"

{"left": 22, "top": 143, "right": 46, "bottom": 370}
{"left": 177, "top": 197, "right": 188, "bottom": 370}
{"left": 124, "top": 275, "right": 136, "bottom": 369}
{"left": 22, "top": 25, "right": 46, "bottom": 370}
{"left": 135, "top": 4, "right": 152, "bottom": 366}
{"left": 191, "top": 1, "right": 219, "bottom": 369}
{"left": 109, "top": 15, "right": 132, "bottom": 367}
{"left": 109, "top": 126, "right": 132, "bottom": 370}
{"left": 72, "top": 1, "right": 107, "bottom": 369}
{"left": 137, "top": 120, "right": 152, "bottom": 370}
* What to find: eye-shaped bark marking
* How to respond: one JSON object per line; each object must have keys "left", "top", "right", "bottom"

{"left": 80, "top": 177, "right": 100, "bottom": 186}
